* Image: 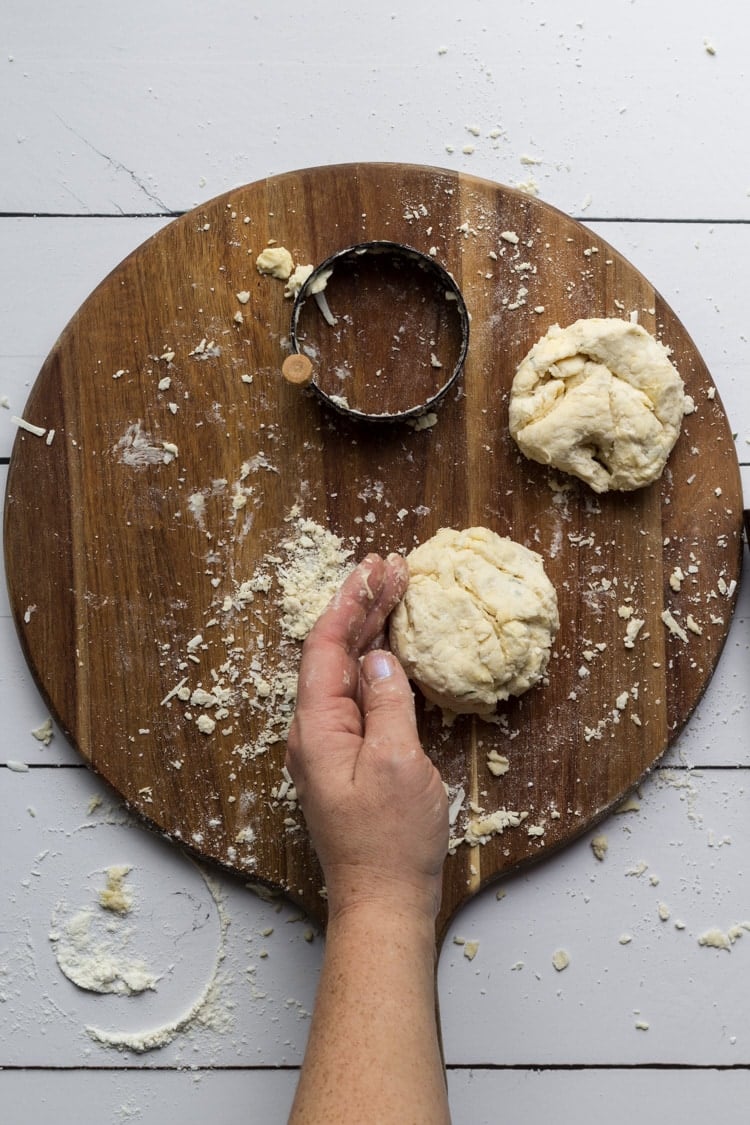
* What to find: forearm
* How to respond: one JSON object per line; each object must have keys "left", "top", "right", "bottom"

{"left": 288, "top": 903, "right": 450, "bottom": 1125}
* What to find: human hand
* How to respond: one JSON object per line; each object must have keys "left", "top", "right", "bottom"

{"left": 286, "top": 553, "right": 449, "bottom": 925}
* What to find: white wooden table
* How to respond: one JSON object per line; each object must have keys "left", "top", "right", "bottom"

{"left": 2, "top": 2, "right": 750, "bottom": 1121}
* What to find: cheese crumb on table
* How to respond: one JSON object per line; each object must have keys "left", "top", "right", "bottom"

{"left": 661, "top": 608, "right": 689, "bottom": 643}
{"left": 284, "top": 263, "right": 313, "bottom": 299}
{"left": 463, "top": 940, "right": 480, "bottom": 961}
{"left": 31, "top": 718, "right": 54, "bottom": 746}
{"left": 99, "top": 866, "right": 134, "bottom": 915}
{"left": 407, "top": 411, "right": 439, "bottom": 431}
{"left": 698, "top": 923, "right": 750, "bottom": 951}
{"left": 463, "top": 807, "right": 529, "bottom": 847}
{"left": 255, "top": 246, "right": 294, "bottom": 280}
{"left": 552, "top": 949, "right": 570, "bottom": 972}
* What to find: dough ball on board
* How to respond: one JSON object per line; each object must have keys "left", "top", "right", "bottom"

{"left": 389, "top": 527, "right": 559, "bottom": 717}
{"left": 508, "top": 317, "right": 686, "bottom": 494}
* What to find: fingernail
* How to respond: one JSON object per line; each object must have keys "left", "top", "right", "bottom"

{"left": 359, "top": 555, "right": 382, "bottom": 601}
{"left": 365, "top": 651, "right": 395, "bottom": 682}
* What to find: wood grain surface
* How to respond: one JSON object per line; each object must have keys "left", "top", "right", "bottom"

{"left": 4, "top": 163, "right": 742, "bottom": 940}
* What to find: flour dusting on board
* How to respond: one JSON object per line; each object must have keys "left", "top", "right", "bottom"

{"left": 277, "top": 512, "right": 354, "bottom": 640}
{"left": 160, "top": 504, "right": 355, "bottom": 776}
{"left": 114, "top": 421, "right": 178, "bottom": 467}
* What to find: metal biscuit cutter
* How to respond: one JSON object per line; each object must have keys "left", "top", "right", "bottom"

{"left": 282, "top": 240, "right": 470, "bottom": 423}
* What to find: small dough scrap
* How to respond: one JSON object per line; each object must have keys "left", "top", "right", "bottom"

{"left": 99, "top": 865, "right": 133, "bottom": 915}
{"left": 390, "top": 527, "right": 559, "bottom": 716}
{"left": 256, "top": 246, "right": 294, "bottom": 280}
{"left": 552, "top": 948, "right": 570, "bottom": 972}
{"left": 508, "top": 318, "right": 685, "bottom": 493}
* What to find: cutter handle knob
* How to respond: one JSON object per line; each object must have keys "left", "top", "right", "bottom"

{"left": 282, "top": 354, "right": 314, "bottom": 388}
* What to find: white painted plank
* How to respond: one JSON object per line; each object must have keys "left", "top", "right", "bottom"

{"left": 0, "top": 615, "right": 78, "bottom": 766}
{"left": 439, "top": 764, "right": 750, "bottom": 1067}
{"left": 0, "top": 1069, "right": 297, "bottom": 1125}
{"left": 0, "top": 769, "right": 322, "bottom": 1068}
{"left": 3, "top": 0, "right": 750, "bottom": 219}
{"left": 3, "top": 1065, "right": 749, "bottom": 1125}
{"left": 448, "top": 1068, "right": 750, "bottom": 1125}
{"left": 742, "top": 465, "right": 750, "bottom": 506}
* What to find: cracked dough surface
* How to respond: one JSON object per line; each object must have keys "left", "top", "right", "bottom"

{"left": 508, "top": 317, "right": 685, "bottom": 493}
{"left": 390, "top": 527, "right": 559, "bottom": 716}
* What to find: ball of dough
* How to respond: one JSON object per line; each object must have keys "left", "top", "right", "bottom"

{"left": 390, "top": 527, "right": 559, "bottom": 716}
{"left": 508, "top": 317, "right": 686, "bottom": 493}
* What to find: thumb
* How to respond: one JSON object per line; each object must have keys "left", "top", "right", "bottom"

{"left": 359, "top": 650, "right": 420, "bottom": 750}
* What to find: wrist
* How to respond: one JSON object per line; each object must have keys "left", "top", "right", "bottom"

{"left": 325, "top": 895, "right": 439, "bottom": 964}
{"left": 324, "top": 866, "right": 442, "bottom": 933}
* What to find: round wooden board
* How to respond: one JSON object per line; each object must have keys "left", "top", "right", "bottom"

{"left": 4, "top": 163, "right": 743, "bottom": 940}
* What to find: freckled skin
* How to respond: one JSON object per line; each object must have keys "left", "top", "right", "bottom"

{"left": 285, "top": 555, "right": 451, "bottom": 1125}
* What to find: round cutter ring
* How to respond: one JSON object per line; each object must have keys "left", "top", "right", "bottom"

{"left": 287, "top": 240, "right": 470, "bottom": 423}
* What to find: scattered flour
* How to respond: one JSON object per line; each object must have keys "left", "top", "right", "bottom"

{"left": 86, "top": 869, "right": 231, "bottom": 1052}
{"left": 114, "top": 421, "right": 178, "bottom": 468}
{"left": 276, "top": 514, "right": 354, "bottom": 641}
{"left": 158, "top": 504, "right": 355, "bottom": 772}
{"left": 49, "top": 904, "right": 156, "bottom": 996}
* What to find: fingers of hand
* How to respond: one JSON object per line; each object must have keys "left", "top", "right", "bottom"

{"left": 359, "top": 648, "right": 418, "bottom": 741}
{"left": 359, "top": 648, "right": 449, "bottom": 865}
{"left": 294, "top": 553, "right": 408, "bottom": 717}
{"left": 285, "top": 694, "right": 364, "bottom": 794}
{"left": 312, "top": 553, "right": 407, "bottom": 657}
